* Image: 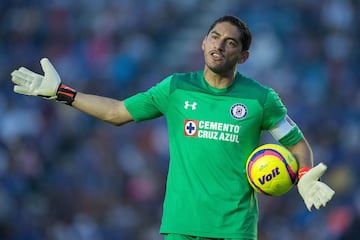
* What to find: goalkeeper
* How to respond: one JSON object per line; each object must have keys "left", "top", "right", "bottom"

{"left": 10, "top": 15, "right": 334, "bottom": 240}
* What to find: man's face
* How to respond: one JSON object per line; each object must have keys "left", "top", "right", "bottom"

{"left": 202, "top": 22, "right": 248, "bottom": 74}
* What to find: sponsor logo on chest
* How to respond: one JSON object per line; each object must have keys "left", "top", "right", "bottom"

{"left": 184, "top": 120, "right": 241, "bottom": 143}
{"left": 182, "top": 101, "right": 248, "bottom": 143}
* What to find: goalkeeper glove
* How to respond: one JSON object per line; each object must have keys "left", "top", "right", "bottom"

{"left": 297, "top": 163, "right": 335, "bottom": 211}
{"left": 11, "top": 58, "right": 77, "bottom": 105}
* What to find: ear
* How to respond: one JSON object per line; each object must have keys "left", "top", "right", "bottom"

{"left": 238, "top": 50, "right": 249, "bottom": 64}
{"left": 201, "top": 36, "right": 206, "bottom": 51}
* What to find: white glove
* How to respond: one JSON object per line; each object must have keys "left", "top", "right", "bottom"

{"left": 297, "top": 163, "right": 335, "bottom": 211}
{"left": 11, "top": 58, "right": 61, "bottom": 98}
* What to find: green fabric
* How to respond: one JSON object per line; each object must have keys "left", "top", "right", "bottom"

{"left": 164, "top": 233, "right": 254, "bottom": 240}
{"left": 124, "top": 71, "right": 294, "bottom": 239}
{"left": 279, "top": 126, "right": 304, "bottom": 146}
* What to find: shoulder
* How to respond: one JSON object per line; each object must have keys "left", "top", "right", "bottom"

{"left": 165, "top": 71, "right": 204, "bottom": 93}
{"left": 236, "top": 74, "right": 270, "bottom": 91}
{"left": 232, "top": 73, "right": 284, "bottom": 107}
{"left": 234, "top": 73, "right": 275, "bottom": 97}
{"left": 170, "top": 71, "right": 203, "bottom": 82}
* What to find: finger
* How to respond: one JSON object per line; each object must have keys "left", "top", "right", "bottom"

{"left": 304, "top": 190, "right": 321, "bottom": 211}
{"left": 309, "top": 194, "right": 326, "bottom": 210}
{"left": 304, "top": 189, "right": 324, "bottom": 211}
{"left": 18, "top": 66, "right": 36, "bottom": 75}
{"left": 311, "top": 183, "right": 335, "bottom": 210}
{"left": 318, "top": 182, "right": 335, "bottom": 202}
{"left": 13, "top": 85, "right": 31, "bottom": 95}
{"left": 10, "top": 69, "right": 19, "bottom": 77}
{"left": 11, "top": 69, "right": 27, "bottom": 78}
{"left": 304, "top": 163, "right": 327, "bottom": 180}
{"left": 19, "top": 67, "right": 44, "bottom": 80}
{"left": 11, "top": 70, "right": 30, "bottom": 85}
{"left": 40, "top": 58, "right": 56, "bottom": 75}
{"left": 313, "top": 196, "right": 323, "bottom": 210}
{"left": 12, "top": 67, "right": 40, "bottom": 84}
{"left": 305, "top": 200, "right": 313, "bottom": 211}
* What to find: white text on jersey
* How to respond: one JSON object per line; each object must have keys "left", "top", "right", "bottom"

{"left": 184, "top": 120, "right": 240, "bottom": 143}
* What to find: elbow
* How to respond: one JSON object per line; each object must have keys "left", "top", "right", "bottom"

{"left": 103, "top": 109, "right": 133, "bottom": 126}
{"left": 108, "top": 118, "right": 133, "bottom": 126}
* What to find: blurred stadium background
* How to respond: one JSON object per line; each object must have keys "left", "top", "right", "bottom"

{"left": 0, "top": 0, "right": 359, "bottom": 239}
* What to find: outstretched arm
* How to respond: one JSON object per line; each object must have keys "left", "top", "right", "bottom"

{"left": 72, "top": 92, "right": 133, "bottom": 126}
{"left": 11, "top": 58, "right": 133, "bottom": 126}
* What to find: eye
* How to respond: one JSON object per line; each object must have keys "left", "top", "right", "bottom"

{"left": 210, "top": 34, "right": 219, "bottom": 40}
{"left": 227, "top": 40, "right": 237, "bottom": 47}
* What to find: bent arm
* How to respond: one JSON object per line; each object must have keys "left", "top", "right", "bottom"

{"left": 269, "top": 115, "right": 313, "bottom": 168}
{"left": 72, "top": 92, "right": 133, "bottom": 126}
{"left": 287, "top": 137, "right": 313, "bottom": 169}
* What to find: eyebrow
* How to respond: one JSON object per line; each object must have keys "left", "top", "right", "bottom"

{"left": 210, "top": 30, "right": 240, "bottom": 45}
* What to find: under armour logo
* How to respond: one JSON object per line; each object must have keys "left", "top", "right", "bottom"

{"left": 184, "top": 101, "right": 197, "bottom": 110}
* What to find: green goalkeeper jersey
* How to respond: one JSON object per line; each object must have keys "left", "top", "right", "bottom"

{"left": 124, "top": 71, "right": 303, "bottom": 239}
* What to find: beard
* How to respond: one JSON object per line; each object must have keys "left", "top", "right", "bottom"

{"left": 205, "top": 58, "right": 237, "bottom": 75}
{"left": 203, "top": 50, "right": 239, "bottom": 75}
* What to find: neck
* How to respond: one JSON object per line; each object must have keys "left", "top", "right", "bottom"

{"left": 203, "top": 67, "right": 237, "bottom": 89}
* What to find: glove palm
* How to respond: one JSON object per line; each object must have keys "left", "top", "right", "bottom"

{"left": 297, "top": 163, "right": 335, "bottom": 211}
{"left": 11, "top": 58, "right": 60, "bottom": 98}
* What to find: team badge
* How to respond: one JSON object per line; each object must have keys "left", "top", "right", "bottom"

{"left": 230, "top": 103, "right": 248, "bottom": 120}
{"left": 184, "top": 120, "right": 198, "bottom": 137}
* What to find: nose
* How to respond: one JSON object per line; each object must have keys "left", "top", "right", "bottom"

{"left": 214, "top": 40, "right": 225, "bottom": 52}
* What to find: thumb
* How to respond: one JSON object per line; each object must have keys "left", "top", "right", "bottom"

{"left": 304, "top": 163, "right": 327, "bottom": 181}
{"left": 40, "top": 58, "right": 57, "bottom": 75}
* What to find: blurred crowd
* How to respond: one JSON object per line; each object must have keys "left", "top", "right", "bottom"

{"left": 0, "top": 0, "right": 359, "bottom": 239}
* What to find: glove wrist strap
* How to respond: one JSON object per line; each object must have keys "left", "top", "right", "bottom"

{"left": 56, "top": 83, "right": 77, "bottom": 106}
{"left": 298, "top": 167, "right": 311, "bottom": 180}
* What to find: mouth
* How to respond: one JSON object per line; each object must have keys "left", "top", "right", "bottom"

{"left": 209, "top": 50, "right": 224, "bottom": 60}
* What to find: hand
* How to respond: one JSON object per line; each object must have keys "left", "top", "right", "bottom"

{"left": 297, "top": 163, "right": 335, "bottom": 211}
{"left": 11, "top": 58, "right": 61, "bottom": 98}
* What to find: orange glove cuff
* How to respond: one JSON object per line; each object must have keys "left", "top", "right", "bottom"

{"left": 56, "top": 83, "right": 77, "bottom": 105}
{"left": 298, "top": 167, "right": 311, "bottom": 179}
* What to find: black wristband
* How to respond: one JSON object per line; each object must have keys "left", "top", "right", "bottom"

{"left": 56, "top": 83, "right": 77, "bottom": 105}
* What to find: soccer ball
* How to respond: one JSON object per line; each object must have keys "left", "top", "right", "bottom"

{"left": 246, "top": 144, "right": 298, "bottom": 196}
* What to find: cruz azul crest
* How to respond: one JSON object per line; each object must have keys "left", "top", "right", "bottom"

{"left": 230, "top": 103, "right": 248, "bottom": 120}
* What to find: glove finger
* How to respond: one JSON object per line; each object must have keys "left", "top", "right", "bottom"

{"left": 318, "top": 183, "right": 335, "bottom": 203}
{"left": 19, "top": 66, "right": 34, "bottom": 74}
{"left": 303, "top": 163, "right": 327, "bottom": 181}
{"left": 305, "top": 199, "right": 314, "bottom": 211}
{"left": 40, "top": 58, "right": 57, "bottom": 76}
{"left": 303, "top": 188, "right": 321, "bottom": 211}
{"left": 311, "top": 183, "right": 335, "bottom": 210}
{"left": 19, "top": 67, "right": 44, "bottom": 80}
{"left": 308, "top": 194, "right": 325, "bottom": 210}
{"left": 12, "top": 67, "right": 41, "bottom": 84}
{"left": 11, "top": 70, "right": 30, "bottom": 85}
{"left": 13, "top": 85, "right": 32, "bottom": 95}
{"left": 313, "top": 195, "right": 323, "bottom": 210}
{"left": 314, "top": 194, "right": 329, "bottom": 210}
{"left": 302, "top": 185, "right": 325, "bottom": 211}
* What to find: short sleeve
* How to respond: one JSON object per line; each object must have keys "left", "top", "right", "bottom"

{"left": 262, "top": 88, "right": 287, "bottom": 130}
{"left": 124, "top": 75, "right": 172, "bottom": 122}
{"left": 278, "top": 127, "right": 303, "bottom": 146}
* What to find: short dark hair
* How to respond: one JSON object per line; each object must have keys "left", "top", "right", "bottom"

{"left": 207, "top": 15, "right": 252, "bottom": 51}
